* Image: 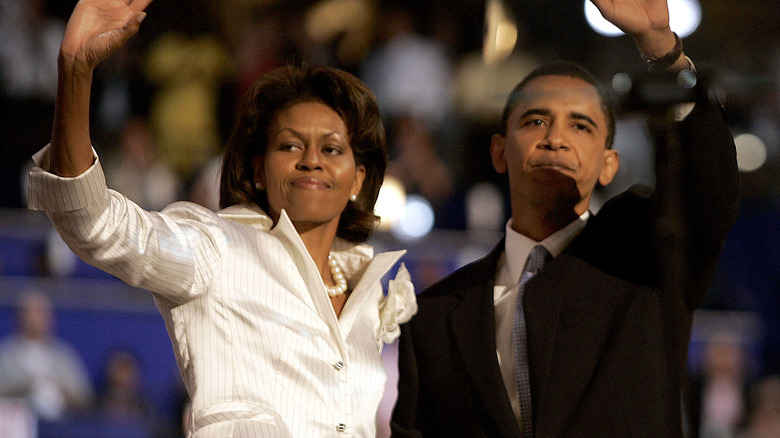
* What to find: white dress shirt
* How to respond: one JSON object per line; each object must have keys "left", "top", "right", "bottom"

{"left": 27, "top": 146, "right": 415, "bottom": 437}
{"left": 493, "top": 213, "right": 589, "bottom": 428}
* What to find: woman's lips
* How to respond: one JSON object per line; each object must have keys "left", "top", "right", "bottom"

{"left": 292, "top": 177, "right": 330, "bottom": 189}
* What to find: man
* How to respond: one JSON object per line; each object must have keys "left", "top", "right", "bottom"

{"left": 390, "top": 1, "right": 739, "bottom": 437}
{"left": 0, "top": 290, "right": 95, "bottom": 421}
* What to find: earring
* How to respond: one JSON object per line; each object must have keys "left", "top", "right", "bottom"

{"left": 255, "top": 182, "right": 262, "bottom": 190}
{"left": 350, "top": 194, "right": 357, "bottom": 201}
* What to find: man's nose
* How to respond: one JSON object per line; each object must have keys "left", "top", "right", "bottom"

{"left": 541, "top": 123, "right": 566, "bottom": 150}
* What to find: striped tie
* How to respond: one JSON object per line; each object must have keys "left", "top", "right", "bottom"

{"left": 513, "top": 244, "right": 551, "bottom": 438}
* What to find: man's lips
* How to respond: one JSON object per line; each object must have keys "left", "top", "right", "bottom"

{"left": 529, "top": 158, "right": 575, "bottom": 172}
{"left": 291, "top": 177, "right": 330, "bottom": 189}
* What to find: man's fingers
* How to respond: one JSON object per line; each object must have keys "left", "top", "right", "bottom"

{"left": 118, "top": 11, "right": 146, "bottom": 41}
{"left": 129, "top": 0, "right": 154, "bottom": 13}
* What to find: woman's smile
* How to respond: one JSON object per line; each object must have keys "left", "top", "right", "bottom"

{"left": 256, "top": 101, "right": 365, "bottom": 227}
{"left": 291, "top": 176, "right": 331, "bottom": 190}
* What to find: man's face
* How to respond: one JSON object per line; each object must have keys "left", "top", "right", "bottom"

{"left": 491, "top": 75, "right": 619, "bottom": 215}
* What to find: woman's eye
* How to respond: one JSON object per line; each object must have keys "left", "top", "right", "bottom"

{"left": 323, "top": 145, "right": 344, "bottom": 155}
{"left": 279, "top": 143, "right": 300, "bottom": 151}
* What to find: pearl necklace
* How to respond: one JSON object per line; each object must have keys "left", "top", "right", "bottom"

{"left": 325, "top": 254, "right": 349, "bottom": 297}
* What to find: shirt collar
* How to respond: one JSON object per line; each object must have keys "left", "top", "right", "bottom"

{"left": 217, "top": 203, "right": 274, "bottom": 230}
{"left": 222, "top": 205, "right": 378, "bottom": 279}
{"left": 503, "top": 210, "right": 590, "bottom": 284}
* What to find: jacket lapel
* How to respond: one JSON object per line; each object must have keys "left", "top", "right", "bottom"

{"left": 523, "top": 258, "right": 564, "bottom": 434}
{"left": 448, "top": 243, "right": 522, "bottom": 438}
{"left": 269, "top": 211, "right": 349, "bottom": 358}
{"left": 338, "top": 249, "right": 406, "bottom": 336}
{"left": 525, "top": 253, "right": 628, "bottom": 437}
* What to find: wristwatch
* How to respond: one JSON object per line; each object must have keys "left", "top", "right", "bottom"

{"left": 645, "top": 32, "right": 683, "bottom": 71}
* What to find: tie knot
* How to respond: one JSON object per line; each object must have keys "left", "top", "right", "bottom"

{"left": 525, "top": 245, "right": 551, "bottom": 276}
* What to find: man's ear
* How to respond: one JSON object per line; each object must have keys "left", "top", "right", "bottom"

{"left": 252, "top": 155, "right": 265, "bottom": 190}
{"left": 598, "top": 149, "right": 619, "bottom": 186}
{"left": 490, "top": 134, "right": 508, "bottom": 174}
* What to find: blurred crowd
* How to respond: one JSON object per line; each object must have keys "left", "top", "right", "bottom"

{"left": 3, "top": 0, "right": 779, "bottom": 225}
{"left": 0, "top": 290, "right": 184, "bottom": 437}
{"left": 1, "top": 0, "right": 779, "bottom": 437}
{"left": 2, "top": 290, "right": 779, "bottom": 438}
{"left": 1, "top": 0, "right": 522, "bottom": 231}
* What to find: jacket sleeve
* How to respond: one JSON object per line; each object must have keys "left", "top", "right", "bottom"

{"left": 653, "top": 98, "right": 739, "bottom": 310}
{"left": 390, "top": 322, "right": 425, "bottom": 437}
{"left": 28, "top": 145, "right": 226, "bottom": 304}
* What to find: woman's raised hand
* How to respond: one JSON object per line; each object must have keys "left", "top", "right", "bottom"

{"left": 50, "top": 0, "right": 152, "bottom": 177}
{"left": 60, "top": 0, "right": 153, "bottom": 72}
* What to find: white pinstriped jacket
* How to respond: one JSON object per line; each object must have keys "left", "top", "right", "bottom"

{"left": 28, "top": 146, "right": 416, "bottom": 437}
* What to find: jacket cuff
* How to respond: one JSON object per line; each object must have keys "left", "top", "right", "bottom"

{"left": 27, "top": 144, "right": 107, "bottom": 212}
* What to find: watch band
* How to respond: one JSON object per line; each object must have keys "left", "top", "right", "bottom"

{"left": 645, "top": 32, "right": 683, "bottom": 71}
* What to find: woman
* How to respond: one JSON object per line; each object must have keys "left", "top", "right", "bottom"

{"left": 27, "top": 0, "right": 417, "bottom": 436}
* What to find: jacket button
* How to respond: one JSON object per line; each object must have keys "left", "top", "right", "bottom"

{"left": 333, "top": 360, "right": 344, "bottom": 371}
{"left": 336, "top": 423, "right": 346, "bottom": 432}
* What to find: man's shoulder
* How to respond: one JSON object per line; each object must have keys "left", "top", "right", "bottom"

{"left": 589, "top": 184, "right": 654, "bottom": 228}
{"left": 599, "top": 184, "right": 653, "bottom": 210}
{"left": 418, "top": 242, "right": 502, "bottom": 300}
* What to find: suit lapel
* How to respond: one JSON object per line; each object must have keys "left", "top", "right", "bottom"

{"left": 523, "top": 258, "right": 565, "bottom": 435}
{"left": 525, "top": 252, "right": 629, "bottom": 437}
{"left": 448, "top": 243, "right": 522, "bottom": 438}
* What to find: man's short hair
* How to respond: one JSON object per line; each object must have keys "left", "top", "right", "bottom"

{"left": 501, "top": 61, "right": 617, "bottom": 149}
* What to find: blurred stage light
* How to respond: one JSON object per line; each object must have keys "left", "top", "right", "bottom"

{"left": 734, "top": 133, "right": 767, "bottom": 172}
{"left": 483, "top": 0, "right": 518, "bottom": 65}
{"left": 466, "top": 182, "right": 505, "bottom": 231}
{"left": 611, "top": 72, "right": 633, "bottom": 94}
{"left": 392, "top": 195, "right": 435, "bottom": 241}
{"left": 305, "top": 0, "right": 373, "bottom": 65}
{"left": 375, "top": 175, "right": 406, "bottom": 231}
{"left": 585, "top": 0, "right": 701, "bottom": 38}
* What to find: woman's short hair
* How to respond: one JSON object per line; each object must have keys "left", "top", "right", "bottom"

{"left": 219, "top": 64, "right": 387, "bottom": 243}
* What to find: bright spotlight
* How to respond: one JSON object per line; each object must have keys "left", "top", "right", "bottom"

{"left": 734, "top": 133, "right": 767, "bottom": 172}
{"left": 393, "top": 195, "right": 435, "bottom": 241}
{"left": 584, "top": 2, "right": 623, "bottom": 37}
{"left": 483, "top": 0, "right": 518, "bottom": 65}
{"left": 374, "top": 176, "right": 406, "bottom": 231}
{"left": 585, "top": 0, "right": 701, "bottom": 38}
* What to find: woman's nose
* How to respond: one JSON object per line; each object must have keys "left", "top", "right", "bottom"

{"left": 296, "top": 147, "right": 322, "bottom": 170}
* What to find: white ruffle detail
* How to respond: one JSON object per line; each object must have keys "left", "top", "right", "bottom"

{"left": 379, "top": 263, "right": 417, "bottom": 343}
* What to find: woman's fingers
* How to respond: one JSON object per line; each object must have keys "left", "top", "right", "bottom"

{"left": 61, "top": 0, "right": 151, "bottom": 70}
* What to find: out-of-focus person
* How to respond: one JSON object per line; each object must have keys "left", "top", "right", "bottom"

{"left": 0, "top": 290, "right": 95, "bottom": 421}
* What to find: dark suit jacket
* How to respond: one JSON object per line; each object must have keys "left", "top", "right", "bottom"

{"left": 391, "top": 100, "right": 739, "bottom": 437}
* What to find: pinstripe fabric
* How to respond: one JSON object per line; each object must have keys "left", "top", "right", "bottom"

{"left": 28, "top": 146, "right": 411, "bottom": 437}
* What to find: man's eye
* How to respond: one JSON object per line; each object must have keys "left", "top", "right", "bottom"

{"left": 574, "top": 123, "right": 592, "bottom": 132}
{"left": 525, "top": 119, "right": 544, "bottom": 127}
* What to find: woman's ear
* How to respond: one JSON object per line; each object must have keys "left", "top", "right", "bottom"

{"left": 252, "top": 155, "right": 265, "bottom": 190}
{"left": 351, "top": 165, "right": 366, "bottom": 199}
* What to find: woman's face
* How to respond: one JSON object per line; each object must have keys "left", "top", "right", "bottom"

{"left": 253, "top": 101, "right": 365, "bottom": 230}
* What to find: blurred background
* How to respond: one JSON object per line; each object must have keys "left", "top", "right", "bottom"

{"left": 0, "top": 0, "right": 777, "bottom": 437}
